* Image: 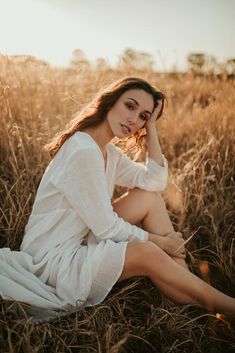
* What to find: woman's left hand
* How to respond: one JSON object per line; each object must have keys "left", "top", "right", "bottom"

{"left": 161, "top": 231, "right": 186, "bottom": 259}
{"left": 145, "top": 99, "right": 163, "bottom": 128}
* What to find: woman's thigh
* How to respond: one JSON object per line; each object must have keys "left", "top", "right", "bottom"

{"left": 117, "top": 240, "right": 165, "bottom": 282}
{"left": 112, "top": 188, "right": 158, "bottom": 226}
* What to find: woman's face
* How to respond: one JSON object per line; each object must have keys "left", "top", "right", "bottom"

{"left": 106, "top": 89, "right": 154, "bottom": 138}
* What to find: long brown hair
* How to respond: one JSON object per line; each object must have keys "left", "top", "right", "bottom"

{"left": 44, "top": 76, "right": 166, "bottom": 159}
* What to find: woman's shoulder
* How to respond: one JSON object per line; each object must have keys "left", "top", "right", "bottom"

{"left": 52, "top": 132, "right": 101, "bottom": 165}
{"left": 61, "top": 131, "right": 100, "bottom": 155}
{"left": 70, "top": 131, "right": 99, "bottom": 149}
{"left": 68, "top": 132, "right": 124, "bottom": 160}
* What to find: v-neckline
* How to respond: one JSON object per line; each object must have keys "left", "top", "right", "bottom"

{"left": 104, "top": 153, "right": 108, "bottom": 171}
{"left": 78, "top": 131, "right": 109, "bottom": 174}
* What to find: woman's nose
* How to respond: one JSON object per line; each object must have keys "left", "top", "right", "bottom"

{"left": 127, "top": 113, "right": 138, "bottom": 124}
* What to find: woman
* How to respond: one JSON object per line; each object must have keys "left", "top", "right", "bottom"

{"left": 0, "top": 76, "right": 235, "bottom": 320}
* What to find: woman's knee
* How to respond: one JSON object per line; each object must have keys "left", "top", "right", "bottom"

{"left": 112, "top": 188, "right": 163, "bottom": 226}
{"left": 130, "top": 188, "right": 164, "bottom": 214}
{"left": 134, "top": 188, "right": 166, "bottom": 211}
{"left": 129, "top": 188, "right": 160, "bottom": 204}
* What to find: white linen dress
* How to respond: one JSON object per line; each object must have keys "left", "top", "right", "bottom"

{"left": 0, "top": 131, "right": 168, "bottom": 314}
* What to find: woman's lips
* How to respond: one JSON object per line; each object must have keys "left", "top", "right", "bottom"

{"left": 120, "top": 123, "right": 131, "bottom": 133}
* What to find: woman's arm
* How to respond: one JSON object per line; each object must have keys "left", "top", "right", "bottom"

{"left": 114, "top": 148, "right": 168, "bottom": 191}
{"left": 145, "top": 125, "right": 164, "bottom": 166}
{"left": 145, "top": 99, "right": 164, "bottom": 166}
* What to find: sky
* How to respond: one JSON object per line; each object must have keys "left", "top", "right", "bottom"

{"left": 0, "top": 0, "right": 235, "bottom": 71}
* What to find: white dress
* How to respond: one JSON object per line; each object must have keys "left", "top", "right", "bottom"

{"left": 0, "top": 131, "right": 168, "bottom": 314}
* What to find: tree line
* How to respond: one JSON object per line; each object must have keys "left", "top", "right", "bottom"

{"left": 70, "top": 48, "right": 235, "bottom": 76}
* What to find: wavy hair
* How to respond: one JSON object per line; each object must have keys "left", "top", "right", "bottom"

{"left": 44, "top": 76, "right": 166, "bottom": 159}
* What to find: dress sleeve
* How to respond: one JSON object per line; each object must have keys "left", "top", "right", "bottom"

{"left": 113, "top": 145, "right": 168, "bottom": 191}
{"left": 51, "top": 144, "right": 148, "bottom": 243}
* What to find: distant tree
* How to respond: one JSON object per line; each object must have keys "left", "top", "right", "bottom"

{"left": 187, "top": 53, "right": 206, "bottom": 74}
{"left": 187, "top": 53, "right": 221, "bottom": 75}
{"left": 226, "top": 58, "right": 235, "bottom": 75}
{"left": 118, "top": 48, "right": 155, "bottom": 71}
{"left": 94, "top": 58, "right": 110, "bottom": 71}
{"left": 6, "top": 54, "right": 49, "bottom": 66}
{"left": 204, "top": 55, "right": 217, "bottom": 74}
{"left": 69, "top": 49, "right": 90, "bottom": 71}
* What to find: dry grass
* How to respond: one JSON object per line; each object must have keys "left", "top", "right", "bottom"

{"left": 0, "top": 55, "right": 234, "bottom": 352}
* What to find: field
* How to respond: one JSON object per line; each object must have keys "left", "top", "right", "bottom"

{"left": 0, "top": 55, "right": 235, "bottom": 352}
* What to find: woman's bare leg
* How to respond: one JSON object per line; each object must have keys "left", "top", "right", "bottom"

{"left": 112, "top": 188, "right": 188, "bottom": 270}
{"left": 112, "top": 188, "right": 235, "bottom": 315}
{"left": 117, "top": 241, "right": 235, "bottom": 316}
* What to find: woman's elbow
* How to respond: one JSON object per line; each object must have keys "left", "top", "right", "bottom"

{"left": 157, "top": 180, "right": 168, "bottom": 192}
{"left": 147, "top": 175, "right": 168, "bottom": 192}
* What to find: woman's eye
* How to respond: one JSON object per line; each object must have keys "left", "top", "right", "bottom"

{"left": 126, "top": 103, "right": 134, "bottom": 110}
{"left": 141, "top": 115, "right": 148, "bottom": 121}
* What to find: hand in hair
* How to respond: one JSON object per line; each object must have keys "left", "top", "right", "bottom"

{"left": 145, "top": 99, "right": 163, "bottom": 128}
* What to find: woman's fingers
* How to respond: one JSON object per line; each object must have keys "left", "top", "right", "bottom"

{"left": 166, "top": 231, "right": 183, "bottom": 238}
{"left": 169, "top": 232, "right": 186, "bottom": 257}
{"left": 153, "top": 100, "right": 163, "bottom": 118}
{"left": 174, "top": 231, "right": 183, "bottom": 238}
{"left": 174, "top": 248, "right": 186, "bottom": 258}
{"left": 177, "top": 253, "right": 186, "bottom": 259}
{"left": 162, "top": 232, "right": 186, "bottom": 258}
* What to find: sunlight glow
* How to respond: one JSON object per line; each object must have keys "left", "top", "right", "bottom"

{"left": 215, "top": 313, "right": 223, "bottom": 319}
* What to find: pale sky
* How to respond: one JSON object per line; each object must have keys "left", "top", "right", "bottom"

{"left": 0, "top": 0, "right": 235, "bottom": 71}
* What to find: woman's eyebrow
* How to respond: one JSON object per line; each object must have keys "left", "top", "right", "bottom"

{"left": 127, "top": 98, "right": 151, "bottom": 115}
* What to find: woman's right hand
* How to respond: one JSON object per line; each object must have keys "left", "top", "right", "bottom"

{"left": 148, "top": 231, "right": 186, "bottom": 259}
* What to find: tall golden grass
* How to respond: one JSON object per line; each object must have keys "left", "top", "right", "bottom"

{"left": 0, "top": 55, "right": 234, "bottom": 352}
